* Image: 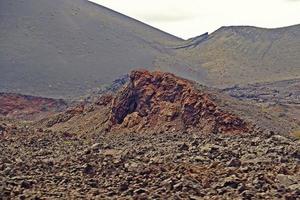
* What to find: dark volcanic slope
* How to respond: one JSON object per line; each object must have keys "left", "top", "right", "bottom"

{"left": 175, "top": 25, "right": 300, "bottom": 87}
{"left": 0, "top": 0, "right": 183, "bottom": 98}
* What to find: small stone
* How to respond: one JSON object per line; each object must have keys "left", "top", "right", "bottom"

{"left": 37, "top": 128, "right": 43, "bottom": 132}
{"left": 160, "top": 178, "right": 173, "bottom": 190}
{"left": 288, "top": 183, "right": 300, "bottom": 190}
{"left": 90, "top": 188, "right": 100, "bottom": 196}
{"left": 223, "top": 175, "right": 240, "bottom": 189}
{"left": 272, "top": 135, "right": 290, "bottom": 144}
{"left": 238, "top": 184, "right": 246, "bottom": 193}
{"left": 20, "top": 180, "right": 32, "bottom": 189}
{"left": 86, "top": 179, "right": 98, "bottom": 188}
{"left": 19, "top": 195, "right": 26, "bottom": 200}
{"left": 291, "top": 150, "right": 300, "bottom": 160}
{"left": 227, "top": 158, "right": 241, "bottom": 167}
{"left": 194, "top": 156, "right": 206, "bottom": 162}
{"left": 173, "top": 182, "right": 183, "bottom": 190}
{"left": 276, "top": 174, "right": 295, "bottom": 186}
{"left": 224, "top": 180, "right": 239, "bottom": 189}
{"left": 217, "top": 188, "right": 228, "bottom": 195}
{"left": 119, "top": 182, "right": 129, "bottom": 191}
{"left": 84, "top": 149, "right": 91, "bottom": 155}
{"left": 200, "top": 144, "right": 221, "bottom": 153}
{"left": 134, "top": 188, "right": 148, "bottom": 194}
{"left": 15, "top": 158, "right": 23, "bottom": 164}
{"left": 42, "top": 158, "right": 54, "bottom": 166}
{"left": 178, "top": 143, "right": 189, "bottom": 151}
{"left": 191, "top": 140, "right": 199, "bottom": 147}
{"left": 240, "top": 166, "right": 250, "bottom": 172}
{"left": 3, "top": 167, "right": 11, "bottom": 175}
{"left": 189, "top": 195, "right": 202, "bottom": 200}
{"left": 91, "top": 143, "right": 101, "bottom": 151}
{"left": 250, "top": 137, "right": 260, "bottom": 146}
{"left": 82, "top": 164, "right": 95, "bottom": 174}
{"left": 241, "top": 190, "right": 255, "bottom": 199}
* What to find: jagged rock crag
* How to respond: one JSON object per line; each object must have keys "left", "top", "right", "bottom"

{"left": 108, "top": 70, "right": 249, "bottom": 134}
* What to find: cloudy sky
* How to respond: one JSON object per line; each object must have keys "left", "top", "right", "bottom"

{"left": 90, "top": 0, "right": 300, "bottom": 39}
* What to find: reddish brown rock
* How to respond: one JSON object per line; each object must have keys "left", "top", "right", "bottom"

{"left": 108, "top": 70, "right": 249, "bottom": 134}
{"left": 0, "top": 93, "right": 67, "bottom": 120}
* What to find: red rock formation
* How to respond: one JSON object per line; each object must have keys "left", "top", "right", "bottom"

{"left": 0, "top": 93, "right": 67, "bottom": 120}
{"left": 108, "top": 70, "right": 249, "bottom": 134}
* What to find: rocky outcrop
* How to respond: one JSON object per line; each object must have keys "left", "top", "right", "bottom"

{"left": 38, "top": 70, "right": 250, "bottom": 134}
{"left": 0, "top": 93, "right": 68, "bottom": 120}
{"left": 108, "top": 70, "right": 249, "bottom": 134}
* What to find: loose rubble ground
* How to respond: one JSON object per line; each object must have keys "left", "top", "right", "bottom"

{"left": 1, "top": 127, "right": 299, "bottom": 199}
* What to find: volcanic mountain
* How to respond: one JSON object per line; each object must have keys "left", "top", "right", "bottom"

{"left": 174, "top": 25, "right": 300, "bottom": 87}
{"left": 0, "top": 0, "right": 187, "bottom": 98}
{"left": 1, "top": 0, "right": 300, "bottom": 98}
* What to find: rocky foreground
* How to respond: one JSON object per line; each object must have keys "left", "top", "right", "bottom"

{"left": 0, "top": 70, "right": 299, "bottom": 199}
{"left": 0, "top": 126, "right": 299, "bottom": 199}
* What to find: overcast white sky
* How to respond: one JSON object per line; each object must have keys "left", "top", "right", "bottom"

{"left": 90, "top": 0, "right": 300, "bottom": 39}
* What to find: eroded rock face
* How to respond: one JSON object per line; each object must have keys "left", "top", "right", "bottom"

{"left": 108, "top": 70, "right": 249, "bottom": 134}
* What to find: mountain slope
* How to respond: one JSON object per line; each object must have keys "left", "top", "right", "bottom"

{"left": 0, "top": 0, "right": 183, "bottom": 98}
{"left": 174, "top": 25, "right": 300, "bottom": 87}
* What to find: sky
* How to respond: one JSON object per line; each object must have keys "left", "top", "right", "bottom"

{"left": 90, "top": 0, "right": 300, "bottom": 39}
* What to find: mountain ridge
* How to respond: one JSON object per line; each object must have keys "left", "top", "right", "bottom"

{"left": 174, "top": 24, "right": 300, "bottom": 87}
